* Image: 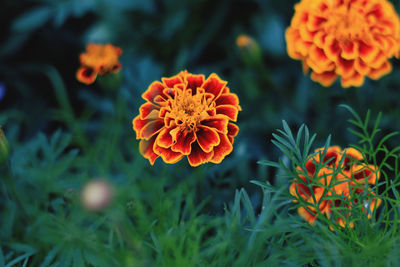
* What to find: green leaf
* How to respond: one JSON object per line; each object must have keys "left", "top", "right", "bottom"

{"left": 257, "top": 160, "right": 281, "bottom": 168}
{"left": 40, "top": 245, "right": 61, "bottom": 267}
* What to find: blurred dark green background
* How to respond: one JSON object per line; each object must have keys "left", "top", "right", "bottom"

{"left": 2, "top": 0, "right": 400, "bottom": 265}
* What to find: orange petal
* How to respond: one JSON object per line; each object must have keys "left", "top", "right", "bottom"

{"left": 289, "top": 181, "right": 311, "bottom": 199}
{"left": 298, "top": 206, "right": 317, "bottom": 225}
{"left": 142, "top": 81, "right": 167, "bottom": 103}
{"left": 340, "top": 72, "right": 365, "bottom": 88}
{"left": 76, "top": 67, "right": 97, "bottom": 85}
{"left": 139, "top": 119, "right": 164, "bottom": 140}
{"left": 139, "top": 136, "right": 159, "bottom": 165}
{"left": 111, "top": 63, "right": 122, "bottom": 73}
{"left": 299, "top": 24, "right": 316, "bottom": 42}
{"left": 132, "top": 114, "right": 158, "bottom": 139}
{"left": 215, "top": 105, "right": 239, "bottom": 121}
{"left": 202, "top": 74, "right": 227, "bottom": 99}
{"left": 368, "top": 61, "right": 392, "bottom": 80}
{"left": 340, "top": 40, "right": 358, "bottom": 60}
{"left": 187, "top": 142, "right": 214, "bottom": 167}
{"left": 307, "top": 15, "right": 327, "bottom": 31}
{"left": 353, "top": 164, "right": 379, "bottom": 185}
{"left": 210, "top": 133, "right": 233, "bottom": 163}
{"left": 323, "top": 35, "right": 341, "bottom": 62}
{"left": 186, "top": 73, "right": 205, "bottom": 92}
{"left": 215, "top": 93, "right": 240, "bottom": 107}
{"left": 171, "top": 129, "right": 196, "bottom": 155}
{"left": 285, "top": 28, "right": 304, "bottom": 59}
{"left": 195, "top": 126, "right": 220, "bottom": 153}
{"left": 358, "top": 41, "right": 379, "bottom": 63}
{"left": 162, "top": 76, "right": 184, "bottom": 88}
{"left": 354, "top": 58, "right": 370, "bottom": 75}
{"left": 139, "top": 103, "right": 160, "bottom": 119}
{"left": 155, "top": 126, "right": 176, "bottom": 148}
{"left": 227, "top": 123, "right": 239, "bottom": 138}
{"left": 200, "top": 116, "right": 229, "bottom": 134}
{"left": 310, "top": 71, "right": 337, "bottom": 87}
{"left": 336, "top": 57, "right": 355, "bottom": 78}
{"left": 314, "top": 146, "right": 341, "bottom": 166}
{"left": 342, "top": 147, "right": 363, "bottom": 169}
{"left": 153, "top": 144, "right": 184, "bottom": 164}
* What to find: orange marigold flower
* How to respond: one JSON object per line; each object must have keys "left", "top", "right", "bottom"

{"left": 290, "top": 146, "right": 381, "bottom": 227}
{"left": 132, "top": 71, "right": 241, "bottom": 167}
{"left": 76, "top": 43, "right": 122, "bottom": 85}
{"left": 285, "top": 0, "right": 400, "bottom": 88}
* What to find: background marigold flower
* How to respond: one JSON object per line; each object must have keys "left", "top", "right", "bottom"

{"left": 290, "top": 146, "right": 381, "bottom": 227}
{"left": 132, "top": 71, "right": 241, "bottom": 167}
{"left": 76, "top": 43, "right": 122, "bottom": 85}
{"left": 285, "top": 0, "right": 400, "bottom": 88}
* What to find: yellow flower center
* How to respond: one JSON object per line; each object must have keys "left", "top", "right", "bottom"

{"left": 169, "top": 88, "right": 213, "bottom": 131}
{"left": 328, "top": 5, "right": 369, "bottom": 42}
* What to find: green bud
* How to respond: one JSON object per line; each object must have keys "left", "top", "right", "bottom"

{"left": 236, "top": 34, "right": 262, "bottom": 66}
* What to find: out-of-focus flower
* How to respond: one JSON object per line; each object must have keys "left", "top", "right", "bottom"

{"left": 132, "top": 71, "right": 241, "bottom": 167}
{"left": 285, "top": 0, "right": 400, "bottom": 88}
{"left": 290, "top": 146, "right": 381, "bottom": 227}
{"left": 81, "top": 179, "right": 113, "bottom": 211}
{"left": 0, "top": 126, "right": 9, "bottom": 164}
{"left": 76, "top": 43, "right": 122, "bottom": 85}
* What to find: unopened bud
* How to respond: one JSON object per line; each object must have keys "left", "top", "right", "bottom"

{"left": 236, "top": 34, "right": 262, "bottom": 66}
{"left": 0, "top": 126, "right": 9, "bottom": 164}
{"left": 81, "top": 179, "right": 113, "bottom": 211}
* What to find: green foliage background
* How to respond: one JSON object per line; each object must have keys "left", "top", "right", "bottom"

{"left": 1, "top": 0, "right": 400, "bottom": 266}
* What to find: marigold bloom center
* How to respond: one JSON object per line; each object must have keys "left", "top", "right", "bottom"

{"left": 330, "top": 7, "right": 368, "bottom": 41}
{"left": 169, "top": 88, "right": 212, "bottom": 132}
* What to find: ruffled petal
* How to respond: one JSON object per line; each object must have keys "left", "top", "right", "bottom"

{"left": 171, "top": 129, "right": 196, "bottom": 155}
{"left": 195, "top": 126, "right": 220, "bottom": 153}
{"left": 187, "top": 142, "right": 214, "bottom": 167}
{"left": 201, "top": 74, "right": 227, "bottom": 99}
{"left": 139, "top": 103, "right": 160, "bottom": 119}
{"left": 186, "top": 73, "right": 205, "bottom": 93}
{"left": 162, "top": 76, "right": 184, "bottom": 88}
{"left": 215, "top": 93, "right": 240, "bottom": 107}
{"left": 227, "top": 123, "right": 239, "bottom": 137}
{"left": 215, "top": 105, "right": 239, "bottom": 121}
{"left": 140, "top": 119, "right": 164, "bottom": 140}
{"left": 76, "top": 67, "right": 97, "bottom": 85}
{"left": 298, "top": 206, "right": 318, "bottom": 225}
{"left": 155, "top": 126, "right": 176, "bottom": 148}
{"left": 139, "top": 136, "right": 159, "bottom": 165}
{"left": 153, "top": 144, "right": 184, "bottom": 164}
{"left": 200, "top": 115, "right": 229, "bottom": 134}
{"left": 310, "top": 71, "right": 337, "bottom": 87}
{"left": 353, "top": 164, "right": 379, "bottom": 185}
{"left": 142, "top": 81, "right": 167, "bottom": 103}
{"left": 210, "top": 134, "right": 233, "bottom": 163}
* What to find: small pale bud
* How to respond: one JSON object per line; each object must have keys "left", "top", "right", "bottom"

{"left": 81, "top": 179, "right": 113, "bottom": 211}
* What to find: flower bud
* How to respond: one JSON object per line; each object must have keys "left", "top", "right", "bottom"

{"left": 236, "top": 34, "right": 262, "bottom": 66}
{"left": 0, "top": 126, "right": 9, "bottom": 164}
{"left": 81, "top": 179, "right": 113, "bottom": 211}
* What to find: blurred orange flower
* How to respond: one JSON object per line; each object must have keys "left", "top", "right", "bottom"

{"left": 285, "top": 0, "right": 400, "bottom": 88}
{"left": 132, "top": 71, "right": 241, "bottom": 167}
{"left": 290, "top": 146, "right": 381, "bottom": 227}
{"left": 76, "top": 43, "right": 122, "bottom": 85}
